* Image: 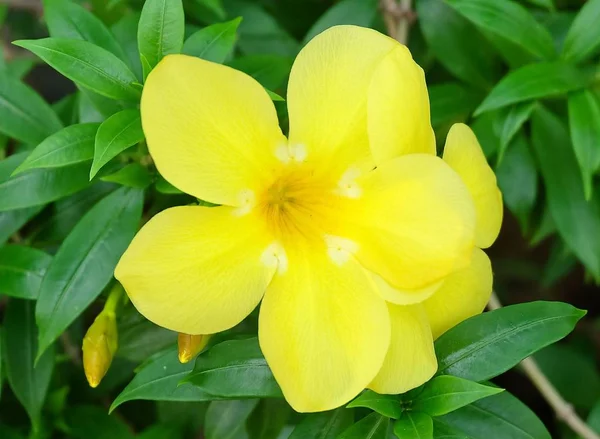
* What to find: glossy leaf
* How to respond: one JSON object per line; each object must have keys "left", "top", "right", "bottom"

{"left": 0, "top": 205, "right": 44, "bottom": 245}
{"left": 347, "top": 390, "right": 402, "bottom": 419}
{"left": 90, "top": 109, "right": 144, "bottom": 179}
{"left": 496, "top": 101, "right": 536, "bottom": 165}
{"left": 228, "top": 54, "right": 292, "bottom": 91}
{"left": 66, "top": 405, "right": 133, "bottom": 439}
{"left": 185, "top": 337, "right": 282, "bottom": 398}
{"left": 204, "top": 400, "right": 259, "bottom": 439}
{"left": 182, "top": 18, "right": 241, "bottom": 63}
{"left": 562, "top": 0, "right": 600, "bottom": 63}
{"left": 0, "top": 246, "right": 52, "bottom": 299}
{"left": 531, "top": 106, "right": 600, "bottom": 279}
{"left": 35, "top": 187, "right": 143, "bottom": 360}
{"left": 338, "top": 413, "right": 390, "bottom": 439}
{"left": 475, "top": 62, "right": 589, "bottom": 115}
{"left": 393, "top": 412, "right": 433, "bottom": 439}
{"left": 14, "top": 38, "right": 141, "bottom": 101}
{"left": 138, "top": 0, "right": 185, "bottom": 79}
{"left": 445, "top": 0, "right": 554, "bottom": 60}
{"left": 303, "top": 0, "right": 378, "bottom": 44}
{"left": 412, "top": 376, "right": 503, "bottom": 417}
{"left": 111, "top": 12, "right": 143, "bottom": 81}
{"left": 288, "top": 409, "right": 353, "bottom": 439}
{"left": 429, "top": 83, "right": 483, "bottom": 129}
{"left": 3, "top": 299, "right": 55, "bottom": 433}
{"left": 101, "top": 163, "right": 153, "bottom": 188}
{"left": 117, "top": 308, "right": 176, "bottom": 363}
{"left": 14, "top": 123, "right": 99, "bottom": 175}
{"left": 0, "top": 70, "right": 63, "bottom": 145}
{"left": 568, "top": 89, "right": 600, "bottom": 200}
{"left": 435, "top": 301, "right": 585, "bottom": 382}
{"left": 247, "top": 399, "right": 291, "bottom": 439}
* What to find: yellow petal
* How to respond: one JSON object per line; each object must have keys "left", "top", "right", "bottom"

{"left": 443, "top": 123, "right": 503, "bottom": 248}
{"left": 342, "top": 154, "right": 476, "bottom": 290}
{"left": 115, "top": 206, "right": 276, "bottom": 334}
{"left": 369, "top": 304, "right": 437, "bottom": 394}
{"left": 372, "top": 272, "right": 442, "bottom": 305}
{"left": 424, "top": 247, "right": 493, "bottom": 339}
{"left": 287, "top": 25, "right": 397, "bottom": 176}
{"left": 368, "top": 46, "right": 436, "bottom": 164}
{"left": 259, "top": 246, "right": 390, "bottom": 413}
{"left": 142, "top": 54, "right": 285, "bottom": 206}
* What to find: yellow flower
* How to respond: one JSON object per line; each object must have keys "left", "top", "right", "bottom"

{"left": 82, "top": 310, "right": 118, "bottom": 388}
{"left": 115, "top": 25, "right": 479, "bottom": 412}
{"left": 178, "top": 333, "right": 211, "bottom": 364}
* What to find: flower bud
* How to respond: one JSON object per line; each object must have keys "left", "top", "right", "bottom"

{"left": 178, "top": 333, "right": 211, "bottom": 363}
{"left": 82, "top": 311, "right": 118, "bottom": 388}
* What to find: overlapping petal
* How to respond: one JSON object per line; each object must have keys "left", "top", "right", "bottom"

{"left": 259, "top": 246, "right": 390, "bottom": 412}
{"left": 369, "top": 303, "right": 437, "bottom": 394}
{"left": 372, "top": 272, "right": 442, "bottom": 305}
{"left": 142, "top": 54, "right": 285, "bottom": 206}
{"left": 115, "top": 206, "right": 276, "bottom": 334}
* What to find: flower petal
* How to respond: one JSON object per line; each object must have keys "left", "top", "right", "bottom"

{"left": 142, "top": 54, "right": 285, "bottom": 206}
{"left": 115, "top": 206, "right": 276, "bottom": 334}
{"left": 443, "top": 123, "right": 503, "bottom": 248}
{"left": 369, "top": 304, "right": 437, "bottom": 394}
{"left": 259, "top": 247, "right": 390, "bottom": 412}
{"left": 368, "top": 46, "right": 436, "bottom": 164}
{"left": 287, "top": 25, "right": 397, "bottom": 175}
{"left": 424, "top": 247, "right": 493, "bottom": 339}
{"left": 372, "top": 272, "right": 442, "bottom": 305}
{"left": 342, "top": 154, "right": 476, "bottom": 290}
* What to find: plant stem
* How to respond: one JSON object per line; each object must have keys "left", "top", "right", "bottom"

{"left": 488, "top": 292, "right": 600, "bottom": 439}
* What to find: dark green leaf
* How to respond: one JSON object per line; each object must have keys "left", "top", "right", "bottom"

{"left": 228, "top": 55, "right": 292, "bottom": 92}
{"left": 182, "top": 18, "right": 241, "bottom": 63}
{"left": 101, "top": 163, "right": 153, "bottom": 188}
{"left": 347, "top": 390, "right": 402, "bottom": 419}
{"left": 185, "top": 337, "right": 282, "bottom": 398}
{"left": 531, "top": 106, "right": 600, "bottom": 279}
{"left": 445, "top": 0, "right": 554, "bottom": 60}
{"left": 43, "top": 0, "right": 127, "bottom": 61}
{"left": 568, "top": 89, "right": 600, "bottom": 200}
{"left": 475, "top": 63, "right": 589, "bottom": 115}
{"left": 112, "top": 12, "right": 143, "bottom": 81}
{"left": 3, "top": 58, "right": 37, "bottom": 80}
{"left": 155, "top": 175, "right": 183, "bottom": 194}
{"left": 303, "top": 0, "right": 378, "bottom": 44}
{"left": 412, "top": 376, "right": 503, "bottom": 417}
{"left": 14, "top": 38, "right": 141, "bottom": 101}
{"left": 3, "top": 299, "right": 55, "bottom": 433}
{"left": 393, "top": 412, "right": 433, "bottom": 439}
{"left": 138, "top": 424, "right": 183, "bottom": 439}
{"left": 65, "top": 405, "right": 133, "bottom": 439}
{"left": 91, "top": 109, "right": 144, "bottom": 178}
{"left": 138, "top": 0, "right": 185, "bottom": 78}
{"left": 0, "top": 70, "right": 62, "bottom": 145}
{"left": 338, "top": 413, "right": 389, "bottom": 439}
{"left": 35, "top": 187, "right": 143, "bottom": 360}
{"left": 13, "top": 123, "right": 99, "bottom": 175}
{"left": 496, "top": 101, "right": 536, "bottom": 165}
{"left": 436, "top": 301, "right": 585, "bottom": 381}
{"left": 429, "top": 83, "right": 482, "bottom": 129}
{"left": 0, "top": 246, "right": 52, "bottom": 299}
{"left": 289, "top": 409, "right": 353, "bottom": 439}
{"left": 247, "top": 399, "right": 291, "bottom": 439}
{"left": 437, "top": 391, "right": 551, "bottom": 439}
{"left": 205, "top": 399, "right": 258, "bottom": 439}
{"left": 78, "top": 87, "right": 125, "bottom": 121}
{"left": 117, "top": 307, "right": 176, "bottom": 362}
{"left": 0, "top": 205, "right": 44, "bottom": 245}
{"left": 562, "top": 0, "right": 600, "bottom": 63}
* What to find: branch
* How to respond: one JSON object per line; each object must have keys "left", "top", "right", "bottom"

{"left": 379, "top": 0, "right": 414, "bottom": 44}
{"left": 488, "top": 292, "right": 600, "bottom": 439}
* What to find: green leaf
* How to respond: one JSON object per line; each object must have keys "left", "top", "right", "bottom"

{"left": 13, "top": 123, "right": 99, "bottom": 175}
{"left": 429, "top": 83, "right": 483, "bottom": 129}
{"left": 412, "top": 376, "right": 503, "bottom": 417}
{"left": 0, "top": 153, "right": 90, "bottom": 212}
{"left": 393, "top": 412, "right": 433, "bottom": 439}
{"left": 14, "top": 38, "right": 141, "bottom": 101}
{"left": 227, "top": 55, "right": 293, "bottom": 91}
{"left": 531, "top": 106, "right": 600, "bottom": 279}
{"left": 78, "top": 87, "right": 125, "bottom": 120}
{"left": 65, "top": 405, "right": 133, "bottom": 439}
{"left": 0, "top": 205, "right": 44, "bottom": 246}
{"left": 111, "top": 12, "right": 143, "bottom": 81}
{"left": 247, "top": 399, "right": 291, "bottom": 439}
{"left": 288, "top": 409, "right": 353, "bottom": 439}
{"left": 43, "top": 0, "right": 127, "bottom": 62}
{"left": 568, "top": 89, "right": 600, "bottom": 200}
{"left": 475, "top": 62, "right": 589, "bottom": 115}
{"left": 524, "top": 0, "right": 554, "bottom": 10}
{"left": 338, "top": 413, "right": 390, "bottom": 439}
{"left": 562, "top": 0, "right": 600, "bottom": 63}
{"left": 182, "top": 18, "right": 241, "bottom": 63}
{"left": 35, "top": 187, "right": 143, "bottom": 360}
{"left": 117, "top": 307, "right": 176, "bottom": 363}
{"left": 155, "top": 175, "right": 183, "bottom": 194}
{"left": 110, "top": 346, "right": 217, "bottom": 412}
{"left": 445, "top": 0, "right": 555, "bottom": 60}
{"left": 101, "top": 163, "right": 153, "bottom": 188}
{"left": 435, "top": 301, "right": 585, "bottom": 382}
{"left": 303, "top": 0, "right": 378, "bottom": 44}
{"left": 417, "top": 0, "right": 499, "bottom": 90}
{"left": 496, "top": 101, "right": 536, "bottom": 165}
{"left": 3, "top": 299, "right": 55, "bottom": 433}
{"left": 0, "top": 70, "right": 63, "bottom": 145}
{"left": 185, "top": 337, "right": 282, "bottom": 398}
{"left": 347, "top": 390, "right": 402, "bottom": 419}
{"left": 205, "top": 399, "right": 258, "bottom": 439}
{"left": 138, "top": 424, "right": 184, "bottom": 439}
{"left": 437, "top": 391, "right": 551, "bottom": 439}
{"left": 138, "top": 0, "right": 185, "bottom": 79}
{"left": 0, "top": 246, "right": 52, "bottom": 299}
{"left": 91, "top": 109, "right": 144, "bottom": 179}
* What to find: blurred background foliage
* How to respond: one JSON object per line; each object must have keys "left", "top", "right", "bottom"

{"left": 1, "top": 0, "right": 600, "bottom": 438}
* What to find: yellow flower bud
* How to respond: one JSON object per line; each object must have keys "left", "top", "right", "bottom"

{"left": 82, "top": 311, "right": 118, "bottom": 388}
{"left": 177, "top": 333, "right": 211, "bottom": 364}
